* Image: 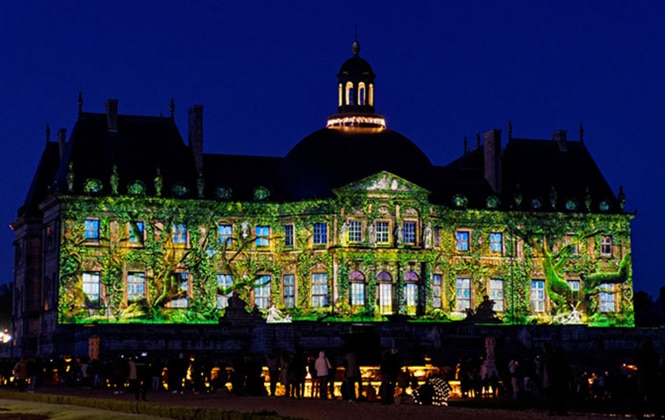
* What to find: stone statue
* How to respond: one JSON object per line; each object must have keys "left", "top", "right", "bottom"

{"left": 423, "top": 224, "right": 432, "bottom": 249}
{"left": 266, "top": 304, "right": 292, "bottom": 323}
{"left": 368, "top": 223, "right": 375, "bottom": 246}
{"left": 241, "top": 221, "right": 249, "bottom": 239}
{"left": 339, "top": 222, "right": 348, "bottom": 245}
{"left": 110, "top": 165, "right": 119, "bottom": 195}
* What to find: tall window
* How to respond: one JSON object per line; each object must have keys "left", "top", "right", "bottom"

{"left": 311, "top": 273, "right": 328, "bottom": 307}
{"left": 282, "top": 274, "right": 295, "bottom": 308}
{"left": 376, "top": 221, "right": 390, "bottom": 244}
{"left": 313, "top": 223, "right": 327, "bottom": 245}
{"left": 82, "top": 272, "right": 100, "bottom": 308}
{"left": 218, "top": 224, "right": 233, "bottom": 247}
{"left": 129, "top": 221, "right": 145, "bottom": 244}
{"left": 600, "top": 284, "right": 616, "bottom": 312}
{"left": 127, "top": 272, "right": 145, "bottom": 303}
{"left": 284, "top": 225, "right": 294, "bottom": 248}
{"left": 403, "top": 221, "right": 416, "bottom": 244}
{"left": 567, "top": 279, "right": 580, "bottom": 294}
{"left": 254, "top": 275, "right": 271, "bottom": 309}
{"left": 489, "top": 232, "right": 503, "bottom": 254}
{"left": 84, "top": 219, "right": 100, "bottom": 243}
{"left": 433, "top": 227, "right": 441, "bottom": 248}
{"left": 404, "top": 271, "right": 419, "bottom": 313}
{"left": 172, "top": 223, "right": 188, "bottom": 245}
{"left": 531, "top": 280, "right": 545, "bottom": 312}
{"left": 377, "top": 271, "right": 393, "bottom": 314}
{"left": 455, "top": 277, "right": 471, "bottom": 312}
{"left": 169, "top": 273, "right": 189, "bottom": 308}
{"left": 349, "top": 270, "right": 365, "bottom": 306}
{"left": 256, "top": 225, "right": 270, "bottom": 247}
{"left": 358, "top": 82, "right": 366, "bottom": 105}
{"left": 217, "top": 274, "right": 233, "bottom": 309}
{"left": 432, "top": 274, "right": 442, "bottom": 309}
{"left": 348, "top": 221, "right": 362, "bottom": 243}
{"left": 345, "top": 81, "right": 354, "bottom": 105}
{"left": 600, "top": 236, "right": 612, "bottom": 256}
{"left": 456, "top": 230, "right": 470, "bottom": 252}
{"left": 489, "top": 278, "right": 504, "bottom": 311}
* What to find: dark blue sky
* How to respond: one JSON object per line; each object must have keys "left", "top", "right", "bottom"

{"left": 2, "top": 1, "right": 663, "bottom": 297}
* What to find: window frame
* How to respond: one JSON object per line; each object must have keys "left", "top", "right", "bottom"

{"left": 403, "top": 221, "right": 417, "bottom": 245}
{"left": 348, "top": 220, "right": 362, "bottom": 243}
{"left": 128, "top": 221, "right": 145, "bottom": 245}
{"left": 254, "top": 274, "right": 271, "bottom": 309}
{"left": 489, "top": 278, "right": 504, "bottom": 312}
{"left": 84, "top": 218, "right": 100, "bottom": 243}
{"left": 375, "top": 221, "right": 390, "bottom": 244}
{"left": 455, "top": 230, "right": 471, "bottom": 252}
{"left": 599, "top": 283, "right": 617, "bottom": 312}
{"left": 217, "top": 274, "right": 233, "bottom": 309}
{"left": 489, "top": 232, "right": 503, "bottom": 254}
{"left": 218, "top": 224, "right": 233, "bottom": 247}
{"left": 126, "top": 271, "right": 146, "bottom": 304}
{"left": 171, "top": 223, "right": 188, "bottom": 246}
{"left": 283, "top": 224, "right": 294, "bottom": 248}
{"left": 82, "top": 271, "right": 101, "bottom": 308}
{"left": 255, "top": 225, "right": 270, "bottom": 248}
{"left": 600, "top": 235, "right": 613, "bottom": 257}
{"left": 168, "top": 272, "right": 189, "bottom": 308}
{"left": 282, "top": 274, "right": 296, "bottom": 308}
{"left": 312, "top": 222, "right": 328, "bottom": 246}
{"left": 432, "top": 273, "right": 442, "bottom": 309}
{"left": 455, "top": 277, "right": 471, "bottom": 312}
{"left": 311, "top": 273, "right": 329, "bottom": 307}
{"left": 530, "top": 279, "right": 546, "bottom": 313}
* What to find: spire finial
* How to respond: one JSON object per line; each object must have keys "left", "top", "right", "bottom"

{"left": 78, "top": 91, "right": 83, "bottom": 115}
{"left": 352, "top": 26, "right": 360, "bottom": 55}
{"left": 45, "top": 123, "right": 51, "bottom": 143}
{"left": 170, "top": 97, "right": 175, "bottom": 119}
{"left": 579, "top": 122, "right": 584, "bottom": 143}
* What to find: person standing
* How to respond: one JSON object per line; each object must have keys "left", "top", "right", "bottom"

{"left": 343, "top": 350, "right": 361, "bottom": 401}
{"left": 314, "top": 351, "right": 331, "bottom": 399}
{"left": 379, "top": 347, "right": 402, "bottom": 405}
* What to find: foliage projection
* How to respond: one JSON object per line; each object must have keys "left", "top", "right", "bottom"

{"left": 57, "top": 173, "right": 634, "bottom": 327}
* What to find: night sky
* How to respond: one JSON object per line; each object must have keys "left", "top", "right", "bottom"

{"left": 2, "top": 1, "right": 664, "bottom": 298}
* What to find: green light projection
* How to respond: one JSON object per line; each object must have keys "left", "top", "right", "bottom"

{"left": 57, "top": 182, "right": 634, "bottom": 327}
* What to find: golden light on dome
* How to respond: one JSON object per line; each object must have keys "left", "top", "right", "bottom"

{"left": 326, "top": 115, "right": 386, "bottom": 129}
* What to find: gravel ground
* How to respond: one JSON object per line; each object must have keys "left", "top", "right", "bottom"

{"left": 24, "top": 386, "right": 616, "bottom": 420}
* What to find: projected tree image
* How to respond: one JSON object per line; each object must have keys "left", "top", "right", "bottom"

{"left": 56, "top": 172, "right": 634, "bottom": 327}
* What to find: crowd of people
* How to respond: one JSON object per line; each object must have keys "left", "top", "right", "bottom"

{"left": 0, "top": 340, "right": 664, "bottom": 418}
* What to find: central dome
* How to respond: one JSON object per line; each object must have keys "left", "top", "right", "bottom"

{"left": 278, "top": 127, "right": 432, "bottom": 201}
{"left": 277, "top": 40, "right": 432, "bottom": 201}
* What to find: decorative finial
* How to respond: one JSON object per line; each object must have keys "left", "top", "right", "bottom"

{"left": 78, "top": 91, "right": 83, "bottom": 115}
{"left": 618, "top": 185, "right": 626, "bottom": 210}
{"left": 170, "top": 97, "right": 175, "bottom": 119}
{"left": 352, "top": 39, "right": 360, "bottom": 56}
{"left": 508, "top": 120, "right": 513, "bottom": 139}
{"left": 463, "top": 136, "right": 468, "bottom": 153}
{"left": 45, "top": 123, "right": 51, "bottom": 143}
{"left": 579, "top": 122, "right": 584, "bottom": 143}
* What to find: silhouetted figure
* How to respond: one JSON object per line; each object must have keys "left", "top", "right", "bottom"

{"left": 266, "top": 352, "right": 280, "bottom": 397}
{"left": 540, "top": 343, "right": 571, "bottom": 416}
{"left": 379, "top": 347, "right": 402, "bottom": 404}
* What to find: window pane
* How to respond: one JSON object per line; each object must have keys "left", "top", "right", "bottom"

{"left": 455, "top": 278, "right": 471, "bottom": 311}
{"left": 169, "top": 273, "right": 189, "bottom": 308}
{"left": 313, "top": 223, "right": 328, "bottom": 245}
{"left": 82, "top": 272, "right": 100, "bottom": 308}
{"left": 376, "top": 222, "right": 390, "bottom": 244}
{"left": 350, "top": 282, "right": 365, "bottom": 306}
{"left": 489, "top": 232, "right": 503, "bottom": 253}
{"left": 217, "top": 274, "right": 233, "bottom": 309}
{"left": 456, "top": 231, "right": 469, "bottom": 251}
{"left": 489, "top": 278, "right": 504, "bottom": 311}
{"left": 129, "top": 221, "right": 145, "bottom": 244}
{"left": 530, "top": 280, "right": 545, "bottom": 312}
{"left": 127, "top": 272, "right": 145, "bottom": 303}
{"left": 84, "top": 219, "right": 100, "bottom": 242}
{"left": 600, "top": 284, "right": 616, "bottom": 312}
{"left": 218, "top": 224, "right": 233, "bottom": 246}
{"left": 403, "top": 221, "right": 416, "bottom": 244}
{"left": 284, "top": 225, "right": 294, "bottom": 247}
{"left": 256, "top": 226, "right": 270, "bottom": 247}
{"left": 432, "top": 274, "right": 442, "bottom": 309}
{"left": 254, "top": 275, "right": 271, "bottom": 309}
{"left": 283, "top": 274, "right": 295, "bottom": 308}
{"left": 349, "top": 221, "right": 362, "bottom": 243}
{"left": 378, "top": 283, "right": 392, "bottom": 314}
{"left": 172, "top": 224, "right": 187, "bottom": 245}
{"left": 311, "top": 273, "right": 328, "bottom": 307}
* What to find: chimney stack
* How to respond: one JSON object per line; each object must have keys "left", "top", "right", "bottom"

{"left": 552, "top": 129, "right": 567, "bottom": 152}
{"left": 188, "top": 105, "right": 204, "bottom": 175}
{"left": 57, "top": 128, "right": 67, "bottom": 160}
{"left": 106, "top": 99, "right": 118, "bottom": 133}
{"left": 483, "top": 129, "right": 502, "bottom": 194}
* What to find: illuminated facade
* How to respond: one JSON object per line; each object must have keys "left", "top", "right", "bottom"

{"left": 12, "top": 41, "right": 634, "bottom": 356}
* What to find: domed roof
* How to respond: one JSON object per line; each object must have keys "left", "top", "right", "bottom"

{"left": 337, "top": 40, "right": 375, "bottom": 79}
{"left": 278, "top": 127, "right": 432, "bottom": 201}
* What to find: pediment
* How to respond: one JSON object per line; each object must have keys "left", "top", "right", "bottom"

{"left": 334, "top": 171, "right": 430, "bottom": 195}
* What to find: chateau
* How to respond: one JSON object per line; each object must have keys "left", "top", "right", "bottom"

{"left": 11, "top": 41, "right": 634, "bottom": 357}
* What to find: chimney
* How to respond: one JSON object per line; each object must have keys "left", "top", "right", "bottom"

{"left": 552, "top": 129, "right": 567, "bottom": 152}
{"left": 105, "top": 99, "right": 118, "bottom": 133}
{"left": 483, "top": 129, "right": 502, "bottom": 193}
{"left": 57, "top": 128, "right": 67, "bottom": 160}
{"left": 188, "top": 105, "right": 204, "bottom": 175}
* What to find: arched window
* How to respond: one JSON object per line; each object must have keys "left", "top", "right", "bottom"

{"left": 376, "top": 271, "right": 393, "bottom": 315}
{"left": 345, "top": 81, "right": 355, "bottom": 106}
{"left": 349, "top": 270, "right": 365, "bottom": 306}
{"left": 404, "top": 271, "right": 419, "bottom": 315}
{"left": 369, "top": 83, "right": 374, "bottom": 106}
{"left": 358, "top": 82, "right": 366, "bottom": 105}
{"left": 338, "top": 83, "right": 343, "bottom": 107}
